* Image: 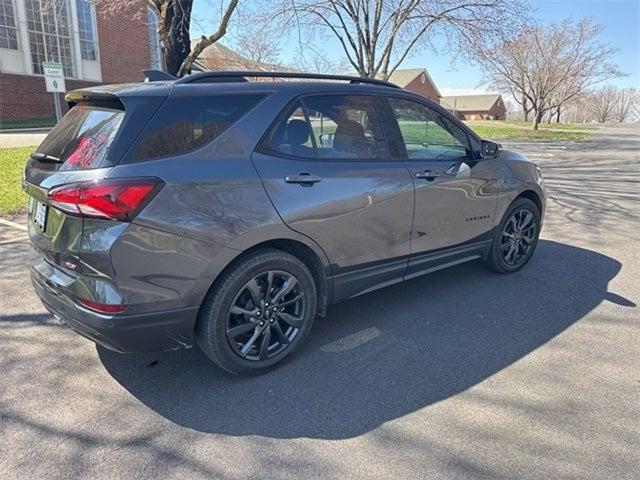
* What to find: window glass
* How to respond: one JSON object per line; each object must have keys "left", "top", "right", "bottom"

{"left": 147, "top": 7, "right": 162, "bottom": 70}
{"left": 25, "top": 0, "right": 75, "bottom": 76}
{"left": 36, "top": 104, "right": 125, "bottom": 170}
{"left": 388, "top": 97, "right": 470, "bottom": 161}
{"left": 0, "top": 0, "right": 18, "bottom": 50}
{"left": 76, "top": 0, "right": 97, "bottom": 60}
{"left": 305, "top": 95, "right": 387, "bottom": 159}
{"left": 263, "top": 101, "right": 315, "bottom": 158}
{"left": 133, "top": 94, "right": 265, "bottom": 161}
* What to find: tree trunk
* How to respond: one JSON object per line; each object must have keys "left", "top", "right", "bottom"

{"left": 163, "top": 0, "right": 193, "bottom": 77}
{"left": 556, "top": 108, "right": 561, "bottom": 123}
{"left": 547, "top": 111, "right": 553, "bottom": 124}
{"left": 533, "top": 111, "right": 544, "bottom": 130}
{"left": 523, "top": 109, "right": 529, "bottom": 122}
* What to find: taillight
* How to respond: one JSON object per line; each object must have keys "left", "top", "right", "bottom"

{"left": 48, "top": 178, "right": 163, "bottom": 221}
{"left": 78, "top": 298, "right": 127, "bottom": 314}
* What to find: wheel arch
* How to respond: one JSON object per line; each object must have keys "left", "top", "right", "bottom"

{"left": 515, "top": 189, "right": 543, "bottom": 214}
{"left": 196, "top": 235, "right": 331, "bottom": 325}
{"left": 238, "top": 238, "right": 330, "bottom": 317}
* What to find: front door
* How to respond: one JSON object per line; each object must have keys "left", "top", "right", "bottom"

{"left": 252, "top": 94, "right": 414, "bottom": 301}
{"left": 382, "top": 96, "right": 497, "bottom": 277}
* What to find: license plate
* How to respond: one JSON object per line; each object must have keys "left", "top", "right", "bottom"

{"left": 34, "top": 201, "right": 47, "bottom": 230}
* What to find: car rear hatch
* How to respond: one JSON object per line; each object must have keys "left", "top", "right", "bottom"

{"left": 23, "top": 85, "right": 167, "bottom": 274}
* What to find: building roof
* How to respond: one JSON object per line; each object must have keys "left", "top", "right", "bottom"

{"left": 380, "top": 68, "right": 441, "bottom": 97}
{"left": 440, "top": 94, "right": 502, "bottom": 112}
{"left": 192, "top": 40, "right": 290, "bottom": 72}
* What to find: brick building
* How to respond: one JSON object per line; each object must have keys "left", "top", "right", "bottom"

{"left": 385, "top": 68, "right": 441, "bottom": 103}
{"left": 0, "top": 0, "right": 161, "bottom": 124}
{"left": 441, "top": 94, "right": 507, "bottom": 120}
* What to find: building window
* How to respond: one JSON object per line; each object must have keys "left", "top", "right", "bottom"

{"left": 147, "top": 7, "right": 162, "bottom": 70}
{"left": 25, "top": 0, "right": 75, "bottom": 77}
{"left": 76, "top": 0, "right": 97, "bottom": 60}
{"left": 0, "top": 0, "right": 18, "bottom": 50}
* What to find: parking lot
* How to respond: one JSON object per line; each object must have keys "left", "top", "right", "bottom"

{"left": 1, "top": 124, "right": 638, "bottom": 479}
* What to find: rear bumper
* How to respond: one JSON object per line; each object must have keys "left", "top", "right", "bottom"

{"left": 31, "top": 267, "right": 199, "bottom": 353}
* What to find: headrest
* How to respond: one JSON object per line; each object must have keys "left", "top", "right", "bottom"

{"left": 333, "top": 120, "right": 366, "bottom": 153}
{"left": 286, "top": 119, "right": 310, "bottom": 145}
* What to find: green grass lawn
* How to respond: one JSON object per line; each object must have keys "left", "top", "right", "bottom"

{"left": 466, "top": 121, "right": 592, "bottom": 141}
{"left": 490, "top": 120, "right": 599, "bottom": 131}
{"left": 0, "top": 146, "right": 32, "bottom": 216}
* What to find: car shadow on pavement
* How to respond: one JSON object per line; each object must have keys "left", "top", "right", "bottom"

{"left": 98, "top": 239, "right": 634, "bottom": 440}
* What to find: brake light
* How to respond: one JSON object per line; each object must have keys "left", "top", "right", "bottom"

{"left": 78, "top": 298, "right": 127, "bottom": 314}
{"left": 48, "top": 178, "right": 163, "bottom": 221}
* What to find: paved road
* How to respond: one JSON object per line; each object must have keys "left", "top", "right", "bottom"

{"left": 1, "top": 125, "right": 638, "bottom": 479}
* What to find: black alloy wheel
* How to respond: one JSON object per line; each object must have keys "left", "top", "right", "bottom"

{"left": 226, "top": 270, "right": 305, "bottom": 361}
{"left": 500, "top": 208, "right": 537, "bottom": 266}
{"left": 485, "top": 197, "right": 540, "bottom": 274}
{"left": 196, "top": 248, "right": 317, "bottom": 375}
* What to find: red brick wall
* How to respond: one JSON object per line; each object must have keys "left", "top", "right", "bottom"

{"left": 95, "top": 1, "right": 150, "bottom": 84}
{"left": 0, "top": 73, "right": 99, "bottom": 120}
{"left": 0, "top": 0, "right": 150, "bottom": 122}
{"left": 404, "top": 75, "right": 441, "bottom": 104}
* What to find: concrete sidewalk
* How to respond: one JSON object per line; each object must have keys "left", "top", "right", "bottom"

{"left": 0, "top": 131, "right": 48, "bottom": 148}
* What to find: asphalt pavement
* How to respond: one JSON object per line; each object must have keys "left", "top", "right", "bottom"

{"left": 0, "top": 124, "right": 638, "bottom": 479}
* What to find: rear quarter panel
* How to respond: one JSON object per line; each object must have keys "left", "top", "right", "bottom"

{"left": 102, "top": 91, "right": 332, "bottom": 310}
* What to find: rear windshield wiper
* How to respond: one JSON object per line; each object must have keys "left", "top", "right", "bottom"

{"left": 30, "top": 152, "right": 62, "bottom": 163}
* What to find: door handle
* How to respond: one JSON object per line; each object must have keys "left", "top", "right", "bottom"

{"left": 415, "top": 170, "right": 439, "bottom": 181}
{"left": 284, "top": 173, "right": 322, "bottom": 185}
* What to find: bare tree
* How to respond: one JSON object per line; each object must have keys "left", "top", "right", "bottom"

{"left": 474, "top": 19, "right": 623, "bottom": 129}
{"left": 254, "top": 0, "right": 527, "bottom": 80}
{"left": 290, "top": 51, "right": 352, "bottom": 74}
{"left": 96, "top": 0, "right": 238, "bottom": 77}
{"left": 588, "top": 85, "right": 619, "bottom": 123}
{"left": 614, "top": 87, "right": 638, "bottom": 123}
{"left": 236, "top": 29, "right": 282, "bottom": 68}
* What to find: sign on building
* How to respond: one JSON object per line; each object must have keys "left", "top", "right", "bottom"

{"left": 43, "top": 61, "right": 66, "bottom": 93}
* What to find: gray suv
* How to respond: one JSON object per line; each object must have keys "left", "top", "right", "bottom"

{"left": 24, "top": 71, "right": 545, "bottom": 375}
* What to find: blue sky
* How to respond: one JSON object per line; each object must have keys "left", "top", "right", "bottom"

{"left": 191, "top": 0, "right": 639, "bottom": 94}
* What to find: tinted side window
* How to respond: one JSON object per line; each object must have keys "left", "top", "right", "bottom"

{"left": 305, "top": 95, "right": 387, "bottom": 159}
{"left": 262, "top": 101, "right": 315, "bottom": 158}
{"left": 133, "top": 94, "right": 265, "bottom": 161}
{"left": 388, "top": 97, "right": 470, "bottom": 161}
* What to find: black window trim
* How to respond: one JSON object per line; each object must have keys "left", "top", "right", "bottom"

{"left": 380, "top": 93, "right": 479, "bottom": 162}
{"left": 255, "top": 92, "right": 394, "bottom": 162}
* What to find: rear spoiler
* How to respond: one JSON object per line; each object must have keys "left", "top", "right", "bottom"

{"left": 64, "top": 90, "right": 125, "bottom": 110}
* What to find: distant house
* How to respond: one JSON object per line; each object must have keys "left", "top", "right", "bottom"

{"left": 440, "top": 94, "right": 506, "bottom": 120}
{"left": 194, "top": 41, "right": 289, "bottom": 72}
{"left": 385, "top": 68, "right": 441, "bottom": 103}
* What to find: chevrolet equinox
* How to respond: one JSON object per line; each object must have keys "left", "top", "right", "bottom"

{"left": 24, "top": 71, "right": 546, "bottom": 375}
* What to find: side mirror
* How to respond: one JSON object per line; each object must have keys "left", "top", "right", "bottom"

{"left": 480, "top": 139, "right": 499, "bottom": 159}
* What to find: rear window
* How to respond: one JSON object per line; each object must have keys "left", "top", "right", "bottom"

{"left": 132, "top": 94, "right": 266, "bottom": 162}
{"left": 36, "top": 104, "right": 125, "bottom": 170}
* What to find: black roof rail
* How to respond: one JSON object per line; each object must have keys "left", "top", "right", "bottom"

{"left": 143, "top": 69, "right": 177, "bottom": 82}
{"left": 174, "top": 70, "right": 400, "bottom": 88}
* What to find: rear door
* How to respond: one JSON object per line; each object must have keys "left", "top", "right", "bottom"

{"left": 381, "top": 96, "right": 498, "bottom": 277}
{"left": 252, "top": 94, "right": 414, "bottom": 301}
{"left": 24, "top": 103, "right": 128, "bottom": 268}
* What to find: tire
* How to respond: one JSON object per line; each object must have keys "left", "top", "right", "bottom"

{"left": 485, "top": 197, "right": 541, "bottom": 274}
{"left": 196, "top": 248, "right": 317, "bottom": 375}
